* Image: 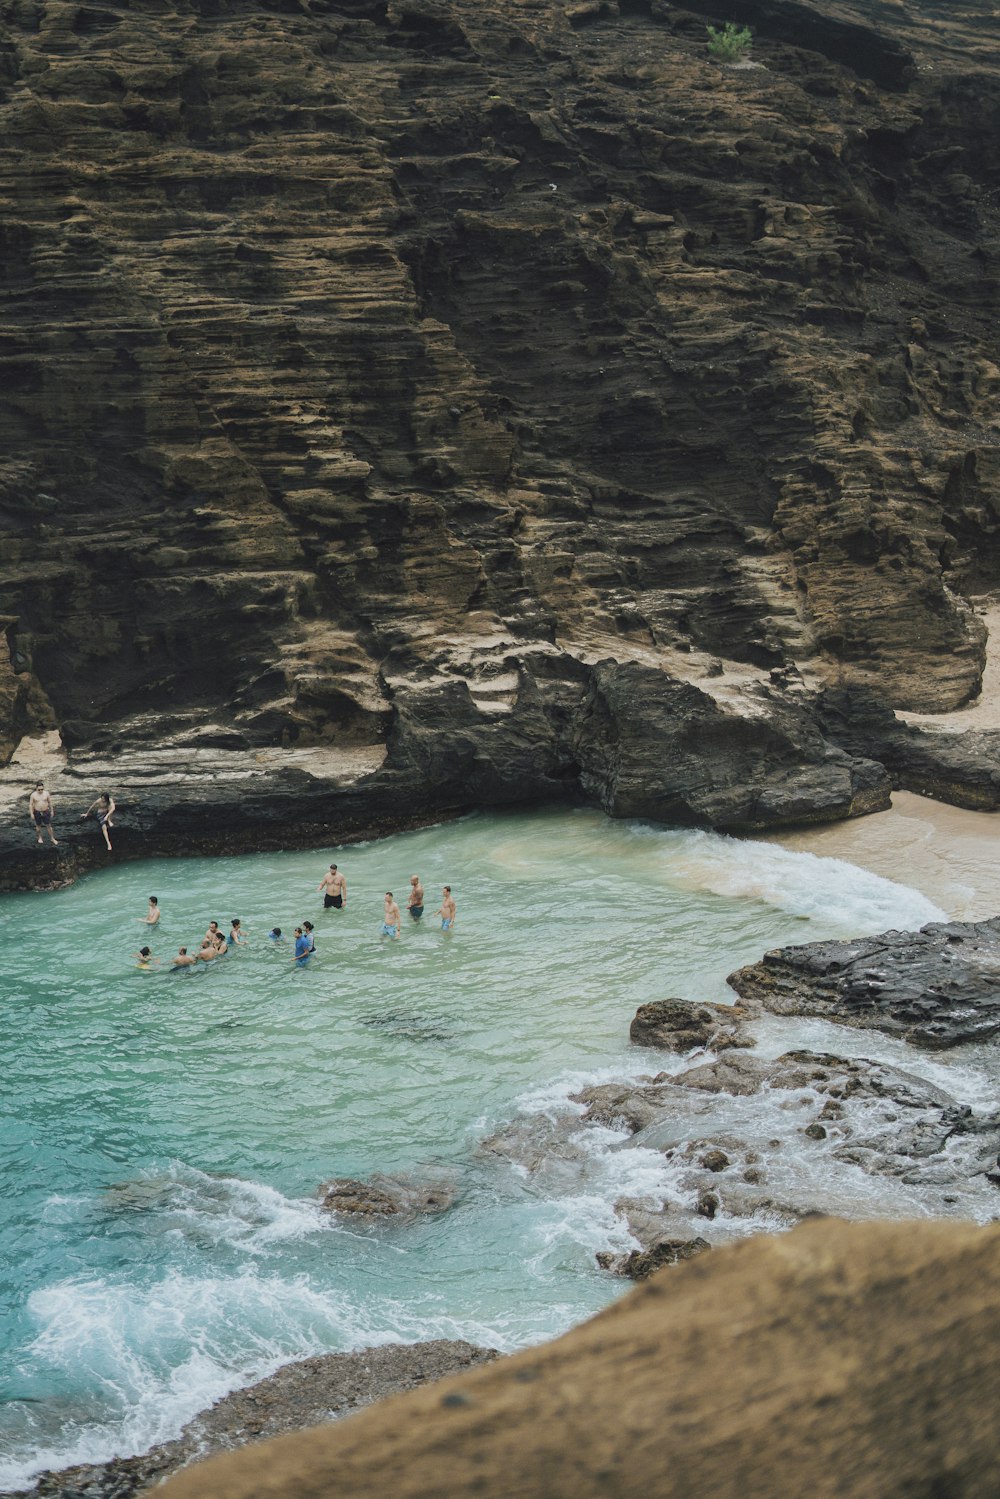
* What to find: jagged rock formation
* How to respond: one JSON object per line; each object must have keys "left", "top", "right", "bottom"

{"left": 3, "top": 0, "right": 1000, "bottom": 877}
{"left": 729, "top": 915, "right": 1000, "bottom": 1047}
{"left": 157, "top": 1219, "right": 1000, "bottom": 1499}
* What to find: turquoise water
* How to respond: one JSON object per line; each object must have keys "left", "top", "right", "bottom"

{"left": 0, "top": 809, "right": 945, "bottom": 1489}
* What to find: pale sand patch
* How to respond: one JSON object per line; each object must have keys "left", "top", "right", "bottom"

{"left": 900, "top": 601, "right": 1000, "bottom": 733}
{"left": 769, "top": 790, "right": 1000, "bottom": 922}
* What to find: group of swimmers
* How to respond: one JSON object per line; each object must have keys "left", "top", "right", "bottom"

{"left": 131, "top": 868, "right": 458, "bottom": 969}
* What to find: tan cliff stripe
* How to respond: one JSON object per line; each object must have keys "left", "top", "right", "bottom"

{"left": 161, "top": 1217, "right": 1000, "bottom": 1499}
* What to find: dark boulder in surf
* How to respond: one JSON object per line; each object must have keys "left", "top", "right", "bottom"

{"left": 630, "top": 997, "right": 757, "bottom": 1054}
{"left": 728, "top": 917, "right": 1000, "bottom": 1049}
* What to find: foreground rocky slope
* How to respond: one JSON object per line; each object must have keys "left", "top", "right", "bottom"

{"left": 7, "top": 1343, "right": 496, "bottom": 1499}
{"left": 158, "top": 1219, "right": 1000, "bottom": 1499}
{"left": 4, "top": 0, "right": 1000, "bottom": 878}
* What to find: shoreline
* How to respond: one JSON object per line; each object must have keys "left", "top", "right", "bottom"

{"left": 2, "top": 1342, "right": 499, "bottom": 1499}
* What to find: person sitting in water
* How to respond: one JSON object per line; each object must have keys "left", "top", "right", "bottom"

{"left": 172, "top": 947, "right": 198, "bottom": 968}
{"left": 137, "top": 896, "right": 160, "bottom": 926}
{"left": 82, "top": 791, "right": 116, "bottom": 852}
{"left": 435, "top": 886, "right": 456, "bottom": 932}
{"left": 228, "top": 918, "right": 246, "bottom": 946}
{"left": 268, "top": 927, "right": 285, "bottom": 943}
{"left": 292, "top": 927, "right": 312, "bottom": 966}
{"left": 212, "top": 930, "right": 228, "bottom": 954}
{"left": 407, "top": 875, "right": 424, "bottom": 921}
{"left": 133, "top": 946, "right": 159, "bottom": 969}
{"left": 198, "top": 940, "right": 220, "bottom": 963}
{"left": 205, "top": 921, "right": 221, "bottom": 943}
{"left": 381, "top": 892, "right": 401, "bottom": 940}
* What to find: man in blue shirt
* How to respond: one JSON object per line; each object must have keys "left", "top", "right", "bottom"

{"left": 292, "top": 927, "right": 312, "bottom": 966}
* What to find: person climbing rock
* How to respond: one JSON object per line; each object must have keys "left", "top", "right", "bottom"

{"left": 82, "top": 791, "right": 116, "bottom": 851}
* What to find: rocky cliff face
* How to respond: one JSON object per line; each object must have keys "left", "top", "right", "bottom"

{"left": 3, "top": 0, "right": 1000, "bottom": 874}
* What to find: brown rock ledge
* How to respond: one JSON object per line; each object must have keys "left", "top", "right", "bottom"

{"left": 160, "top": 1218, "right": 1000, "bottom": 1499}
{"left": 8, "top": 1342, "right": 497, "bottom": 1499}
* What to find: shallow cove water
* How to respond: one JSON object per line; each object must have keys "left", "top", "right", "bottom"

{"left": 0, "top": 807, "right": 961, "bottom": 1489}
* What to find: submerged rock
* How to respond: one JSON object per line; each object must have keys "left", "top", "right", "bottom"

{"left": 728, "top": 917, "right": 1000, "bottom": 1048}
{"left": 317, "top": 1174, "right": 457, "bottom": 1219}
{"left": 596, "top": 1235, "right": 710, "bottom": 1280}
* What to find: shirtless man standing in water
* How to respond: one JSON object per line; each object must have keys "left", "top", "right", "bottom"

{"left": 381, "top": 892, "right": 401, "bottom": 940}
{"left": 435, "top": 886, "right": 456, "bottom": 932}
{"left": 407, "top": 875, "right": 424, "bottom": 921}
{"left": 317, "top": 864, "right": 347, "bottom": 910}
{"left": 29, "top": 782, "right": 58, "bottom": 845}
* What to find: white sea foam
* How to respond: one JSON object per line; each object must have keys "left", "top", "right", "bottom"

{"left": 661, "top": 828, "right": 947, "bottom": 932}
{"left": 515, "top": 1056, "right": 689, "bottom": 1121}
{"left": 1, "top": 1265, "right": 537, "bottom": 1492}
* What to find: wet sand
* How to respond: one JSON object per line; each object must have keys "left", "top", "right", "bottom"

{"left": 772, "top": 791, "right": 1000, "bottom": 922}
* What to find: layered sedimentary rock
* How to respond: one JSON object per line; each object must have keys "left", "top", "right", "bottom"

{"left": 3, "top": 0, "right": 1000, "bottom": 877}
{"left": 159, "top": 1219, "right": 1000, "bottom": 1499}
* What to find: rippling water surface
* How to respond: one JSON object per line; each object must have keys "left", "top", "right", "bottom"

{"left": 0, "top": 808, "right": 953, "bottom": 1487}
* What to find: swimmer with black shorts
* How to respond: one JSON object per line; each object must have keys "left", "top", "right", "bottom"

{"left": 317, "top": 864, "right": 346, "bottom": 910}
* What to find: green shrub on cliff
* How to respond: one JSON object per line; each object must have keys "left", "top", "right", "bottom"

{"left": 706, "top": 22, "right": 753, "bottom": 62}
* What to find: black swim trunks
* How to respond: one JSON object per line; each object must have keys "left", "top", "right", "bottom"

{"left": 32, "top": 810, "right": 51, "bottom": 826}
{"left": 409, "top": 905, "right": 424, "bottom": 920}
{"left": 324, "top": 893, "right": 343, "bottom": 909}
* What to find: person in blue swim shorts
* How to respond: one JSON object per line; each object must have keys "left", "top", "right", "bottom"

{"left": 381, "top": 891, "right": 401, "bottom": 940}
{"left": 435, "top": 885, "right": 456, "bottom": 931}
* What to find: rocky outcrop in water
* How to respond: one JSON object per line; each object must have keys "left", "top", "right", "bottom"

{"left": 3, "top": 0, "right": 1000, "bottom": 882}
{"left": 595, "top": 1233, "right": 709, "bottom": 1280}
{"left": 156, "top": 1219, "right": 1000, "bottom": 1499}
{"left": 729, "top": 916, "right": 1000, "bottom": 1048}
{"left": 317, "top": 1174, "right": 457, "bottom": 1218}
{"left": 482, "top": 1032, "right": 1000, "bottom": 1262}
{"left": 629, "top": 996, "right": 756, "bottom": 1053}
{"left": 7, "top": 1342, "right": 497, "bottom": 1499}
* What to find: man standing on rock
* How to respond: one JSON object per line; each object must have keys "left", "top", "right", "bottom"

{"left": 318, "top": 864, "right": 347, "bottom": 911}
{"left": 28, "top": 782, "right": 58, "bottom": 846}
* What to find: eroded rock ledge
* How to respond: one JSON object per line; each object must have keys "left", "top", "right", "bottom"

{"left": 157, "top": 1219, "right": 1000, "bottom": 1499}
{"left": 3, "top": 0, "right": 1000, "bottom": 884}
